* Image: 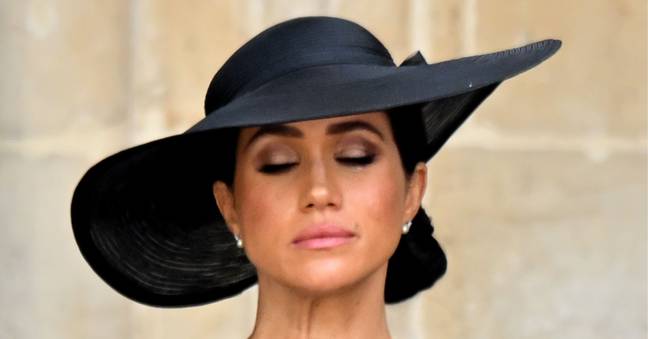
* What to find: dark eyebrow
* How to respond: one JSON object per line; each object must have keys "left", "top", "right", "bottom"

{"left": 243, "top": 119, "right": 385, "bottom": 151}
{"left": 326, "top": 120, "right": 385, "bottom": 141}
{"left": 243, "top": 125, "right": 304, "bottom": 151}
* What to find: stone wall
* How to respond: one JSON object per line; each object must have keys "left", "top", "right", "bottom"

{"left": 1, "top": 1, "right": 645, "bottom": 338}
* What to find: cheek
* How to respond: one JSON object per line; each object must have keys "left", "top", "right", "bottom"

{"left": 232, "top": 171, "right": 295, "bottom": 260}
{"left": 346, "top": 157, "right": 407, "bottom": 228}
{"left": 350, "top": 174, "right": 403, "bottom": 216}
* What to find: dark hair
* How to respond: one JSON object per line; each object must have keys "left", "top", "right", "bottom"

{"left": 383, "top": 104, "right": 447, "bottom": 303}
{"left": 385, "top": 104, "right": 427, "bottom": 178}
{"left": 215, "top": 106, "right": 447, "bottom": 303}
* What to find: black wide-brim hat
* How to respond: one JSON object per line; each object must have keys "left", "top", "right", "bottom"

{"left": 71, "top": 16, "right": 561, "bottom": 307}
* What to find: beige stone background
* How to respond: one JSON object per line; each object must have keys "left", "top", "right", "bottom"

{"left": 1, "top": 0, "right": 646, "bottom": 338}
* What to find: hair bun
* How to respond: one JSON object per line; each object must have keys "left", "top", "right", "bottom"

{"left": 384, "top": 207, "right": 448, "bottom": 303}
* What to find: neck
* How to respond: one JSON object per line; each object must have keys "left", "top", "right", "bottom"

{"left": 248, "top": 263, "right": 391, "bottom": 339}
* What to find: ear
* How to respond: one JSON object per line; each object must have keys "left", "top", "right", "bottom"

{"left": 402, "top": 162, "right": 427, "bottom": 224}
{"left": 212, "top": 181, "right": 241, "bottom": 236}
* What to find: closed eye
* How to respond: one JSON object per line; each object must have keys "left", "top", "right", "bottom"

{"left": 257, "top": 155, "right": 376, "bottom": 175}
{"left": 258, "top": 162, "right": 297, "bottom": 174}
{"left": 337, "top": 155, "right": 375, "bottom": 166}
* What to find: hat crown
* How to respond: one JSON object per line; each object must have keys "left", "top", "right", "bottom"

{"left": 204, "top": 16, "right": 394, "bottom": 115}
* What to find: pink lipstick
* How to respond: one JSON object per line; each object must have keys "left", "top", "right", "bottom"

{"left": 292, "top": 223, "right": 356, "bottom": 250}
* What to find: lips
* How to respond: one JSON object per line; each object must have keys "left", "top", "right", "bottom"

{"left": 292, "top": 223, "right": 356, "bottom": 249}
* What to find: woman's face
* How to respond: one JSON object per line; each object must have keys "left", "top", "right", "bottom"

{"left": 213, "top": 111, "right": 426, "bottom": 297}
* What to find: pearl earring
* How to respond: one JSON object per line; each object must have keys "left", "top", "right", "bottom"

{"left": 234, "top": 234, "right": 243, "bottom": 248}
{"left": 402, "top": 220, "right": 412, "bottom": 234}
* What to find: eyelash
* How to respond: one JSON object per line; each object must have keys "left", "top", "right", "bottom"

{"left": 258, "top": 155, "right": 376, "bottom": 174}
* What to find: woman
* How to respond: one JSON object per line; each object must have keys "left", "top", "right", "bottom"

{"left": 71, "top": 16, "right": 560, "bottom": 338}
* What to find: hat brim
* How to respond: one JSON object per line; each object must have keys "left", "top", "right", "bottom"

{"left": 190, "top": 39, "right": 560, "bottom": 132}
{"left": 71, "top": 39, "right": 561, "bottom": 307}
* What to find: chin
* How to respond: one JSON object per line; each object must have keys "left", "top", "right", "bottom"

{"left": 251, "top": 236, "right": 395, "bottom": 299}
{"left": 282, "top": 255, "right": 383, "bottom": 298}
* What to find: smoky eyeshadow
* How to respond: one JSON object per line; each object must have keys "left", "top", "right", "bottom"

{"left": 254, "top": 135, "right": 381, "bottom": 173}
{"left": 336, "top": 137, "right": 380, "bottom": 157}
{"left": 255, "top": 144, "right": 298, "bottom": 167}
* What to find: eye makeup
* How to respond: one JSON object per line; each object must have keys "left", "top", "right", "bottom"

{"left": 259, "top": 162, "right": 297, "bottom": 174}
{"left": 254, "top": 136, "right": 381, "bottom": 175}
{"left": 334, "top": 137, "right": 379, "bottom": 167}
{"left": 255, "top": 144, "right": 298, "bottom": 174}
{"left": 336, "top": 154, "right": 376, "bottom": 166}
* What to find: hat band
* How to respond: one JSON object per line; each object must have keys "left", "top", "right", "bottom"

{"left": 206, "top": 46, "right": 394, "bottom": 115}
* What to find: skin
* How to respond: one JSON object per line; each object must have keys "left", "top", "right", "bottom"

{"left": 213, "top": 111, "right": 427, "bottom": 339}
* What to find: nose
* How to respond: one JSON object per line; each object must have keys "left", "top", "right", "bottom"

{"left": 299, "top": 159, "right": 342, "bottom": 212}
